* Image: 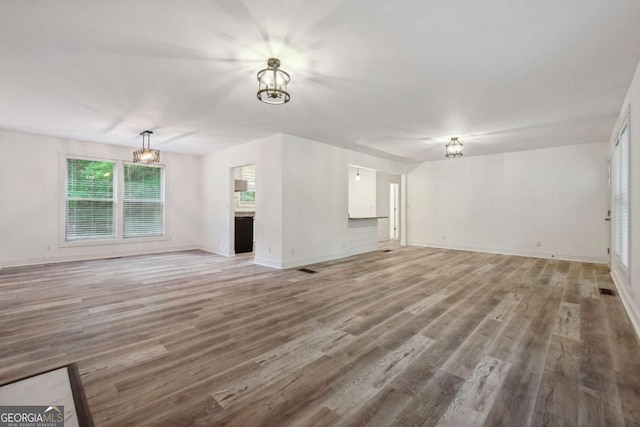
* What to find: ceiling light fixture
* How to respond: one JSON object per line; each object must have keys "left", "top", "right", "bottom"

{"left": 445, "top": 137, "right": 463, "bottom": 158}
{"left": 257, "top": 58, "right": 290, "bottom": 105}
{"left": 356, "top": 168, "right": 361, "bottom": 181}
{"left": 133, "top": 130, "right": 160, "bottom": 164}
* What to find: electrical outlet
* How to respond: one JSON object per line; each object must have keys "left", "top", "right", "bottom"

{"left": 536, "top": 241, "right": 542, "bottom": 247}
{"left": 291, "top": 248, "right": 295, "bottom": 255}
{"left": 442, "top": 235, "right": 446, "bottom": 240}
{"left": 268, "top": 247, "right": 272, "bottom": 254}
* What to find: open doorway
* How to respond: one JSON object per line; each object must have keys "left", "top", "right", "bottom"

{"left": 389, "top": 182, "right": 400, "bottom": 240}
{"left": 232, "top": 164, "right": 256, "bottom": 255}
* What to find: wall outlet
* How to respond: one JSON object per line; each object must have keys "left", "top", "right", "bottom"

{"left": 291, "top": 248, "right": 295, "bottom": 255}
{"left": 268, "top": 247, "right": 272, "bottom": 254}
{"left": 536, "top": 241, "right": 542, "bottom": 247}
{"left": 47, "top": 245, "right": 52, "bottom": 252}
{"left": 442, "top": 235, "right": 446, "bottom": 240}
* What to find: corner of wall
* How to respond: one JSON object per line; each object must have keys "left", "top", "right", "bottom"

{"left": 254, "top": 257, "right": 284, "bottom": 269}
{"left": 198, "top": 245, "right": 233, "bottom": 258}
{"left": 611, "top": 267, "right": 640, "bottom": 340}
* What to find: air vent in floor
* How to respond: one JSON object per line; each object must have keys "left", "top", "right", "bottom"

{"left": 381, "top": 249, "right": 393, "bottom": 253}
{"left": 599, "top": 288, "right": 616, "bottom": 296}
{"left": 298, "top": 268, "right": 318, "bottom": 274}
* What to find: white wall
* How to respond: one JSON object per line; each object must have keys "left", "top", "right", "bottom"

{"left": 378, "top": 174, "right": 401, "bottom": 241}
{"left": 407, "top": 142, "right": 609, "bottom": 263}
{"left": 200, "top": 134, "right": 284, "bottom": 267}
{"left": 610, "top": 59, "right": 640, "bottom": 337}
{"left": 348, "top": 166, "right": 376, "bottom": 218}
{"left": 201, "top": 133, "right": 408, "bottom": 269}
{"left": 0, "top": 129, "right": 202, "bottom": 268}
{"left": 280, "top": 134, "right": 408, "bottom": 269}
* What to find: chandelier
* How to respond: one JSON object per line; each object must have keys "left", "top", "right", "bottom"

{"left": 257, "top": 58, "right": 290, "bottom": 105}
{"left": 445, "top": 137, "right": 463, "bottom": 158}
{"left": 133, "top": 130, "right": 160, "bottom": 164}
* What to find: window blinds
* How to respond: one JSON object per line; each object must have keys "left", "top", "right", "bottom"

{"left": 124, "top": 164, "right": 164, "bottom": 238}
{"left": 612, "top": 123, "right": 629, "bottom": 268}
{"left": 66, "top": 158, "right": 116, "bottom": 241}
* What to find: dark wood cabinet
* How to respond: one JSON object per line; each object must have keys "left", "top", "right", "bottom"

{"left": 234, "top": 216, "right": 254, "bottom": 253}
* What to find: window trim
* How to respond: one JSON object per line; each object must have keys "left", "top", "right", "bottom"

{"left": 610, "top": 109, "right": 631, "bottom": 277}
{"left": 122, "top": 161, "right": 166, "bottom": 239}
{"left": 58, "top": 153, "right": 170, "bottom": 248}
{"left": 64, "top": 156, "right": 117, "bottom": 243}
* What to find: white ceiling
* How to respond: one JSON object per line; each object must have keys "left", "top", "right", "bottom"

{"left": 1, "top": 0, "right": 639, "bottom": 162}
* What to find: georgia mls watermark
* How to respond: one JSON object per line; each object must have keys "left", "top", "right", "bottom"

{"left": 0, "top": 405, "right": 64, "bottom": 427}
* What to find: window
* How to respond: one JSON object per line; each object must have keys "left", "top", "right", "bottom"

{"left": 612, "top": 121, "right": 629, "bottom": 268}
{"left": 238, "top": 165, "right": 255, "bottom": 204}
{"left": 124, "top": 163, "right": 164, "bottom": 238}
{"left": 66, "top": 158, "right": 116, "bottom": 241}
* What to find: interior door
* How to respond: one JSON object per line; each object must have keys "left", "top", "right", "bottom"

{"left": 606, "top": 158, "right": 612, "bottom": 267}
{"left": 390, "top": 183, "right": 400, "bottom": 239}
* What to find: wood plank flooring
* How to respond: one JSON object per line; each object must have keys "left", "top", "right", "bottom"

{"left": 1, "top": 246, "right": 639, "bottom": 426}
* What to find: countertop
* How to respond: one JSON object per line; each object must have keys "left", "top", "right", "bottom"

{"left": 235, "top": 211, "right": 255, "bottom": 218}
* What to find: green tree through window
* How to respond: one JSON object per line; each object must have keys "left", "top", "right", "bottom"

{"left": 66, "top": 159, "right": 116, "bottom": 241}
{"left": 124, "top": 164, "right": 164, "bottom": 238}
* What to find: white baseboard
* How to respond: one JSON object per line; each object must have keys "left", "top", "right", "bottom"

{"left": 198, "top": 245, "right": 232, "bottom": 257}
{"left": 610, "top": 267, "right": 640, "bottom": 340}
{"left": 0, "top": 244, "right": 200, "bottom": 269}
{"left": 407, "top": 241, "right": 608, "bottom": 264}
{"left": 279, "top": 251, "right": 351, "bottom": 270}
{"left": 246, "top": 247, "right": 383, "bottom": 270}
{"left": 254, "top": 257, "right": 284, "bottom": 269}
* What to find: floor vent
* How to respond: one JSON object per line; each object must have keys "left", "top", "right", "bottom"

{"left": 381, "top": 249, "right": 393, "bottom": 253}
{"left": 298, "top": 268, "right": 318, "bottom": 274}
{"left": 599, "top": 288, "right": 616, "bottom": 296}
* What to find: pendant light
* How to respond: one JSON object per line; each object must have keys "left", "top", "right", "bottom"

{"left": 133, "top": 130, "right": 160, "bottom": 164}
{"left": 445, "top": 137, "right": 463, "bottom": 158}
{"left": 257, "top": 58, "right": 291, "bottom": 105}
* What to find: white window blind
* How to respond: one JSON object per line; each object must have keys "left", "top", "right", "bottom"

{"left": 66, "top": 158, "right": 116, "bottom": 241}
{"left": 124, "top": 164, "right": 164, "bottom": 238}
{"left": 240, "top": 164, "right": 255, "bottom": 203}
{"left": 612, "top": 122, "right": 629, "bottom": 268}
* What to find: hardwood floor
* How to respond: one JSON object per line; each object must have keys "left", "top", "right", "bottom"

{"left": 1, "top": 247, "right": 639, "bottom": 426}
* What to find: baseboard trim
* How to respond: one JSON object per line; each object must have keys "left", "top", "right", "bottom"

{"left": 610, "top": 267, "right": 640, "bottom": 340}
{"left": 280, "top": 251, "right": 351, "bottom": 270}
{"left": 407, "top": 241, "right": 608, "bottom": 264}
{"left": 198, "top": 245, "right": 232, "bottom": 257}
{"left": 253, "top": 257, "right": 283, "bottom": 269}
{"left": 0, "top": 244, "right": 201, "bottom": 269}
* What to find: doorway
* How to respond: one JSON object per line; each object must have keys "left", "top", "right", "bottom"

{"left": 390, "top": 183, "right": 400, "bottom": 240}
{"left": 232, "top": 164, "right": 256, "bottom": 255}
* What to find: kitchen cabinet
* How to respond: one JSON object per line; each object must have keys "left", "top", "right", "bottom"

{"left": 234, "top": 216, "right": 254, "bottom": 253}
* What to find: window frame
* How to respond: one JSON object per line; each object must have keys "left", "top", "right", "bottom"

{"left": 60, "top": 155, "right": 118, "bottom": 246}
{"left": 58, "top": 154, "right": 169, "bottom": 248}
{"left": 122, "top": 161, "right": 166, "bottom": 239}
{"left": 236, "top": 166, "right": 256, "bottom": 208}
{"left": 610, "top": 113, "right": 630, "bottom": 274}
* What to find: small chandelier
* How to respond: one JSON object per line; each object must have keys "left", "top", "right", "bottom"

{"left": 445, "top": 137, "right": 463, "bottom": 158}
{"left": 257, "top": 58, "right": 290, "bottom": 105}
{"left": 133, "top": 130, "right": 160, "bottom": 164}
